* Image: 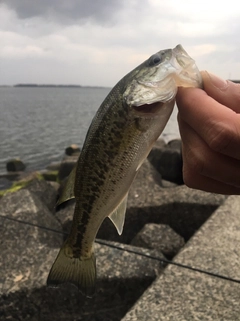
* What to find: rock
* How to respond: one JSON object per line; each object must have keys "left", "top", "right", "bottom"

{"left": 131, "top": 223, "right": 185, "bottom": 258}
{"left": 0, "top": 189, "right": 63, "bottom": 293}
{"left": 96, "top": 240, "right": 166, "bottom": 280}
{"left": 14, "top": 171, "right": 42, "bottom": 182}
{"left": 167, "top": 138, "right": 182, "bottom": 150}
{"left": 46, "top": 161, "right": 61, "bottom": 171}
{"left": 148, "top": 139, "right": 183, "bottom": 184}
{"left": 134, "top": 158, "right": 163, "bottom": 190}
{"left": 122, "top": 196, "right": 240, "bottom": 321}
{"left": 55, "top": 200, "right": 75, "bottom": 233}
{"left": 0, "top": 240, "right": 166, "bottom": 321}
{"left": 0, "top": 177, "right": 12, "bottom": 190}
{"left": 6, "top": 158, "right": 26, "bottom": 172}
{"left": 161, "top": 179, "right": 178, "bottom": 188}
{"left": 154, "top": 138, "right": 166, "bottom": 149}
{"left": 23, "top": 178, "right": 58, "bottom": 212}
{"left": 159, "top": 148, "right": 183, "bottom": 184}
{"left": 0, "top": 172, "right": 40, "bottom": 194}
{"left": 40, "top": 170, "right": 58, "bottom": 182}
{"left": 0, "top": 172, "right": 45, "bottom": 199}
{"left": 98, "top": 179, "right": 227, "bottom": 245}
{"left": 127, "top": 184, "right": 227, "bottom": 241}
{"left": 127, "top": 159, "right": 164, "bottom": 201}
{"left": 0, "top": 172, "right": 20, "bottom": 183}
{"left": 0, "top": 141, "right": 229, "bottom": 320}
{"left": 65, "top": 144, "right": 81, "bottom": 156}
{"left": 58, "top": 155, "right": 78, "bottom": 181}
{"left": 0, "top": 186, "right": 166, "bottom": 321}
{"left": 48, "top": 181, "right": 60, "bottom": 192}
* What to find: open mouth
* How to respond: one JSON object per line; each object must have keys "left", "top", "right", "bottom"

{"left": 132, "top": 101, "right": 164, "bottom": 114}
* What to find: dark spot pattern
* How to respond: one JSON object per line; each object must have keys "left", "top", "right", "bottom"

{"left": 66, "top": 61, "right": 166, "bottom": 258}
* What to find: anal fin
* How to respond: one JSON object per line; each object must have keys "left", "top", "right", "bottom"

{"left": 108, "top": 194, "right": 128, "bottom": 235}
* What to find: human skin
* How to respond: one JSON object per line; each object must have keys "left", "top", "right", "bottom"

{"left": 176, "top": 71, "right": 240, "bottom": 194}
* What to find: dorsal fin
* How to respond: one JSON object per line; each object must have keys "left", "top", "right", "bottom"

{"left": 108, "top": 194, "right": 128, "bottom": 235}
{"left": 57, "top": 165, "right": 77, "bottom": 206}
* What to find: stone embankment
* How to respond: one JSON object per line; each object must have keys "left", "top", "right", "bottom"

{"left": 1, "top": 139, "right": 236, "bottom": 320}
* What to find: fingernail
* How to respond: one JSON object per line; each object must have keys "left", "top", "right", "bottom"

{"left": 205, "top": 71, "right": 229, "bottom": 90}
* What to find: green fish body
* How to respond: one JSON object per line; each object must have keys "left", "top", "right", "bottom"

{"left": 47, "top": 44, "right": 202, "bottom": 297}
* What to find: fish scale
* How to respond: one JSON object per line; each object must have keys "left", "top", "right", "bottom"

{"left": 47, "top": 44, "right": 202, "bottom": 297}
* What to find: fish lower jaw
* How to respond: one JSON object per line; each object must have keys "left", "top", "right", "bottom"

{"left": 132, "top": 97, "right": 175, "bottom": 118}
{"left": 132, "top": 101, "right": 164, "bottom": 115}
{"left": 132, "top": 102, "right": 164, "bottom": 117}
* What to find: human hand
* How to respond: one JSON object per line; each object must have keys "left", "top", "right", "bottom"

{"left": 176, "top": 71, "right": 240, "bottom": 194}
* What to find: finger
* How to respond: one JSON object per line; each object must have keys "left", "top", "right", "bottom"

{"left": 182, "top": 166, "right": 240, "bottom": 195}
{"left": 201, "top": 71, "right": 240, "bottom": 113}
{"left": 176, "top": 87, "right": 240, "bottom": 160}
{"left": 178, "top": 116, "right": 240, "bottom": 188}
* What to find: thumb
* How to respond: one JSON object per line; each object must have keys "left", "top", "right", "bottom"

{"left": 201, "top": 71, "right": 240, "bottom": 112}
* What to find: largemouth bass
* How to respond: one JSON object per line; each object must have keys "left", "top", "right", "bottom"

{"left": 47, "top": 44, "right": 202, "bottom": 297}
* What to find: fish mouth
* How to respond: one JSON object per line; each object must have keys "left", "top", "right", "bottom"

{"left": 132, "top": 101, "right": 164, "bottom": 115}
{"left": 172, "top": 44, "right": 202, "bottom": 88}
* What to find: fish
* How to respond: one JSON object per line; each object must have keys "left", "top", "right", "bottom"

{"left": 47, "top": 44, "right": 202, "bottom": 297}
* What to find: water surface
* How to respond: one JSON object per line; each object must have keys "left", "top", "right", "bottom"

{"left": 0, "top": 87, "right": 180, "bottom": 174}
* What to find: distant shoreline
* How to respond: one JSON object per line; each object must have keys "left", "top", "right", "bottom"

{"left": 0, "top": 80, "right": 239, "bottom": 88}
{"left": 0, "top": 84, "right": 111, "bottom": 89}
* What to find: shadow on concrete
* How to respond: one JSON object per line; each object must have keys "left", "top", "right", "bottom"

{"left": 0, "top": 276, "right": 153, "bottom": 321}
{"left": 97, "top": 203, "right": 218, "bottom": 243}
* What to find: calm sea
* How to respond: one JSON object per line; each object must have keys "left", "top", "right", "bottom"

{"left": 0, "top": 87, "right": 180, "bottom": 174}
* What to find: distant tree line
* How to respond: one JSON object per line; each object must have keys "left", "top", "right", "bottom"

{"left": 14, "top": 84, "right": 82, "bottom": 88}
{"left": 13, "top": 84, "right": 109, "bottom": 89}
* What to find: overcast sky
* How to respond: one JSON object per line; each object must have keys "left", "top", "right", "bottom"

{"left": 0, "top": 0, "right": 239, "bottom": 86}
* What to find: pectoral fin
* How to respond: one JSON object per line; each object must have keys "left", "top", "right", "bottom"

{"left": 57, "top": 165, "right": 76, "bottom": 206}
{"left": 108, "top": 194, "right": 128, "bottom": 235}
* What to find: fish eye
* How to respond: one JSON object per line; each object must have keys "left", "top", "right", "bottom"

{"left": 148, "top": 54, "right": 162, "bottom": 67}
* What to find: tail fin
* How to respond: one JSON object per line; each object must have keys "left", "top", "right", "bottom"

{"left": 47, "top": 243, "right": 96, "bottom": 298}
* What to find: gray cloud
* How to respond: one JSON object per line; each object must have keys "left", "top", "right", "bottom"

{"left": 1, "top": 0, "right": 239, "bottom": 86}
{"left": 3, "top": 0, "right": 135, "bottom": 25}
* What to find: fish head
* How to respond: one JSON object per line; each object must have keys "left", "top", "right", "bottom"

{"left": 123, "top": 44, "right": 202, "bottom": 112}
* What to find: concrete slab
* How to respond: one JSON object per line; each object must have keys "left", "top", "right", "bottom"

{"left": 122, "top": 195, "right": 240, "bottom": 320}
{"left": 0, "top": 188, "right": 165, "bottom": 321}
